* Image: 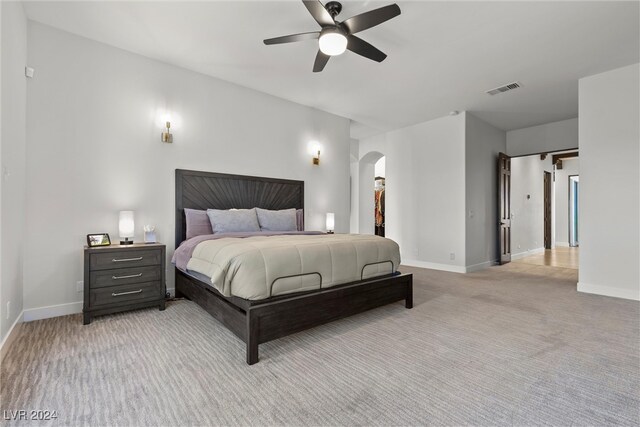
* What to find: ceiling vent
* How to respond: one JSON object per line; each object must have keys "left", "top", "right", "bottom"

{"left": 486, "top": 81, "right": 522, "bottom": 95}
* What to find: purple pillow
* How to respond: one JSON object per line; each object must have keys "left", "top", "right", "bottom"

{"left": 185, "top": 208, "right": 213, "bottom": 240}
{"left": 296, "top": 209, "right": 304, "bottom": 231}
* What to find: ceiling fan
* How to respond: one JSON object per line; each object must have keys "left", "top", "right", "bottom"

{"left": 263, "top": 0, "right": 401, "bottom": 72}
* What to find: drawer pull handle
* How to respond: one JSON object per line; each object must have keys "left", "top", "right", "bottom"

{"left": 112, "top": 273, "right": 143, "bottom": 280}
{"left": 112, "top": 256, "right": 143, "bottom": 263}
{"left": 112, "top": 289, "right": 143, "bottom": 297}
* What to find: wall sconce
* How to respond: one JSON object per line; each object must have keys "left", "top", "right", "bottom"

{"left": 308, "top": 141, "right": 322, "bottom": 165}
{"left": 326, "top": 212, "right": 335, "bottom": 234}
{"left": 161, "top": 121, "right": 173, "bottom": 143}
{"left": 119, "top": 211, "right": 135, "bottom": 245}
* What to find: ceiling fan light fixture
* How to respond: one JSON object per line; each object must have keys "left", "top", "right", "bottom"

{"left": 318, "top": 29, "right": 347, "bottom": 56}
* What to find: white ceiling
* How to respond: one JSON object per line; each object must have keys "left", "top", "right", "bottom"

{"left": 23, "top": 1, "right": 640, "bottom": 139}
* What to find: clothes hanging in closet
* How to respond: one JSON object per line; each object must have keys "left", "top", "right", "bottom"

{"left": 375, "top": 186, "right": 385, "bottom": 237}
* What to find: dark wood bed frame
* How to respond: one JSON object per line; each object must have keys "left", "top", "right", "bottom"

{"left": 174, "top": 169, "right": 413, "bottom": 365}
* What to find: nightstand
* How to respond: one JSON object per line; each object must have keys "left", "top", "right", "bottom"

{"left": 83, "top": 242, "right": 166, "bottom": 324}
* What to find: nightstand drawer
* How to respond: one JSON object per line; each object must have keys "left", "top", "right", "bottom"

{"left": 90, "top": 249, "right": 162, "bottom": 271}
{"left": 90, "top": 265, "right": 161, "bottom": 289}
{"left": 90, "top": 281, "right": 163, "bottom": 307}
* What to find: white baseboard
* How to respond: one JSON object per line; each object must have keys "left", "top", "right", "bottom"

{"left": 402, "top": 259, "right": 467, "bottom": 274}
{"left": 0, "top": 310, "right": 24, "bottom": 363}
{"left": 555, "top": 242, "right": 570, "bottom": 247}
{"left": 465, "top": 260, "right": 497, "bottom": 273}
{"left": 511, "top": 247, "right": 545, "bottom": 260}
{"left": 23, "top": 301, "right": 82, "bottom": 322}
{"left": 22, "top": 289, "right": 175, "bottom": 323}
{"left": 578, "top": 282, "right": 640, "bottom": 301}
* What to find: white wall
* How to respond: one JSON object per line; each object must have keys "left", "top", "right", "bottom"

{"left": 0, "top": 2, "right": 27, "bottom": 343}
{"left": 374, "top": 156, "right": 385, "bottom": 177}
{"left": 510, "top": 155, "right": 553, "bottom": 257}
{"left": 578, "top": 63, "right": 639, "bottom": 300}
{"left": 349, "top": 139, "right": 359, "bottom": 234}
{"left": 507, "top": 118, "right": 578, "bottom": 157}
{"left": 465, "top": 113, "right": 506, "bottom": 271}
{"left": 554, "top": 158, "right": 579, "bottom": 246}
{"left": 359, "top": 114, "right": 467, "bottom": 272}
{"left": 24, "top": 22, "right": 351, "bottom": 315}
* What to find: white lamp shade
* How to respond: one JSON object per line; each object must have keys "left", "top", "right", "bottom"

{"left": 326, "top": 212, "right": 335, "bottom": 232}
{"left": 119, "top": 211, "right": 135, "bottom": 239}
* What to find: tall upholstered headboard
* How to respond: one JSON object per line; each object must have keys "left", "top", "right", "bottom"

{"left": 175, "top": 169, "right": 304, "bottom": 248}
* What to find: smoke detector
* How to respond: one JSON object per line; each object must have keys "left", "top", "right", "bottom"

{"left": 486, "top": 81, "right": 522, "bottom": 95}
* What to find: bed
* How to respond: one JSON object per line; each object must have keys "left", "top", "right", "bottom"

{"left": 174, "top": 169, "right": 413, "bottom": 364}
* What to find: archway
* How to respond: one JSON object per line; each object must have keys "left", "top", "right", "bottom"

{"left": 357, "top": 151, "right": 385, "bottom": 234}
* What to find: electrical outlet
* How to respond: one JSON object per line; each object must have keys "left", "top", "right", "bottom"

{"left": 450, "top": 252, "right": 455, "bottom": 261}
{"left": 76, "top": 281, "right": 84, "bottom": 292}
{"left": 6, "top": 301, "right": 10, "bottom": 320}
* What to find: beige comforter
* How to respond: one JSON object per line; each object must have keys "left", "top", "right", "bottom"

{"left": 185, "top": 234, "right": 401, "bottom": 300}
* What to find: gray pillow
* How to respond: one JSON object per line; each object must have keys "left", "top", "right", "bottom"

{"left": 185, "top": 208, "right": 213, "bottom": 240}
{"left": 207, "top": 208, "right": 260, "bottom": 233}
{"left": 256, "top": 208, "right": 298, "bottom": 232}
{"left": 296, "top": 209, "right": 304, "bottom": 231}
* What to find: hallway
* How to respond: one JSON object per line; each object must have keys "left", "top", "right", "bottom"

{"left": 514, "top": 247, "right": 579, "bottom": 270}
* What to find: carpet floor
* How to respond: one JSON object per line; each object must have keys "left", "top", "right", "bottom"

{"left": 1, "top": 263, "right": 638, "bottom": 426}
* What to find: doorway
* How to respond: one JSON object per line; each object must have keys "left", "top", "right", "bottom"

{"left": 374, "top": 157, "right": 386, "bottom": 237}
{"left": 501, "top": 150, "right": 580, "bottom": 271}
{"left": 569, "top": 175, "right": 579, "bottom": 247}
{"left": 356, "top": 151, "right": 385, "bottom": 234}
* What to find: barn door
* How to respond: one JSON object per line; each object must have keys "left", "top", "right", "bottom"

{"left": 498, "top": 153, "right": 512, "bottom": 264}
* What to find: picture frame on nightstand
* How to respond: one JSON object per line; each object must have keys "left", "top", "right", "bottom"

{"left": 87, "top": 233, "right": 111, "bottom": 247}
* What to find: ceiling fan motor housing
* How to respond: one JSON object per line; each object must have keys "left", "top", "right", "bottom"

{"left": 325, "top": 1, "right": 343, "bottom": 19}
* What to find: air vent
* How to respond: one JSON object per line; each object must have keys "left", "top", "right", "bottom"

{"left": 486, "top": 81, "right": 522, "bottom": 95}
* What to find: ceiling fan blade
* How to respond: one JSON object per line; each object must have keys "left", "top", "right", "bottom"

{"left": 313, "top": 50, "right": 330, "bottom": 72}
{"left": 264, "top": 32, "right": 320, "bottom": 45}
{"left": 302, "top": 0, "right": 335, "bottom": 27}
{"left": 347, "top": 35, "right": 387, "bottom": 62}
{"left": 341, "top": 4, "right": 401, "bottom": 34}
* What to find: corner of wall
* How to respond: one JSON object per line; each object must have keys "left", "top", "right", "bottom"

{"left": 578, "top": 63, "right": 639, "bottom": 301}
{"left": 1, "top": 0, "right": 32, "bottom": 344}
{"left": 463, "top": 113, "right": 506, "bottom": 271}
{"left": 0, "top": 309, "right": 24, "bottom": 363}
